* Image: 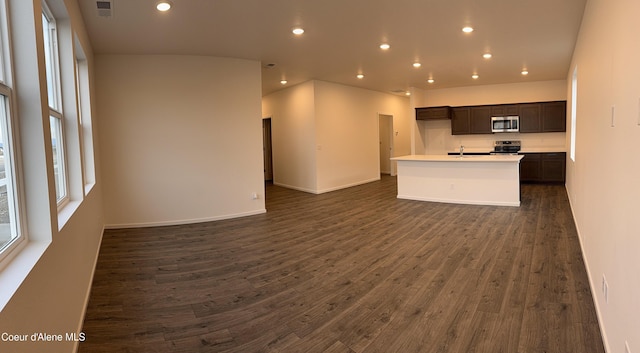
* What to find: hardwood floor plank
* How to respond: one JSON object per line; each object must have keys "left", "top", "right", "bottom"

{"left": 79, "top": 176, "right": 604, "bottom": 353}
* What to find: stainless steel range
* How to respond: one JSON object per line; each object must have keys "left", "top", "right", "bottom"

{"left": 491, "top": 140, "right": 521, "bottom": 155}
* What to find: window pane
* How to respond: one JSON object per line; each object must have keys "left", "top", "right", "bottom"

{"left": 75, "top": 56, "right": 95, "bottom": 189}
{"left": 50, "top": 115, "right": 66, "bottom": 203}
{"left": 0, "top": 94, "right": 17, "bottom": 251}
{"left": 42, "top": 12, "right": 57, "bottom": 110}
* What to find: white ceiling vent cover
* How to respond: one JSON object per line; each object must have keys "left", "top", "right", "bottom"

{"left": 96, "top": 0, "right": 112, "bottom": 18}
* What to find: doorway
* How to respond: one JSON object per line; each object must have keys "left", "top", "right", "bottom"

{"left": 262, "top": 118, "right": 273, "bottom": 181}
{"left": 378, "top": 114, "right": 393, "bottom": 175}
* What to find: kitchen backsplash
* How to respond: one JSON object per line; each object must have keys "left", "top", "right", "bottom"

{"left": 419, "top": 119, "right": 567, "bottom": 154}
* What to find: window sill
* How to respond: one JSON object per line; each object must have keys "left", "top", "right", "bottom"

{"left": 84, "top": 182, "right": 95, "bottom": 196}
{"left": 58, "top": 199, "right": 81, "bottom": 231}
{"left": 0, "top": 240, "right": 50, "bottom": 311}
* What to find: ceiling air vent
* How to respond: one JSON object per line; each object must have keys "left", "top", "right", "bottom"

{"left": 96, "top": 0, "right": 112, "bottom": 18}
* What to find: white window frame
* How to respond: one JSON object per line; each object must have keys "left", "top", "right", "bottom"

{"left": 42, "top": 2, "right": 68, "bottom": 207}
{"left": 570, "top": 66, "right": 577, "bottom": 162}
{"left": 49, "top": 113, "right": 67, "bottom": 203}
{"left": 0, "top": 0, "right": 25, "bottom": 265}
{"left": 74, "top": 39, "right": 95, "bottom": 194}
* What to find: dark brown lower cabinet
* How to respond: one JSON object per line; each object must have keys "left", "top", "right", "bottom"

{"left": 520, "top": 152, "right": 566, "bottom": 183}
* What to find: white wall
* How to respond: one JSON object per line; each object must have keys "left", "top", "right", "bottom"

{"left": 262, "top": 81, "right": 318, "bottom": 192}
{"left": 97, "top": 55, "right": 265, "bottom": 227}
{"left": 420, "top": 80, "right": 567, "bottom": 106}
{"left": 567, "top": 0, "right": 640, "bottom": 351}
{"left": 314, "top": 81, "right": 411, "bottom": 192}
{"left": 409, "top": 90, "right": 428, "bottom": 155}
{"left": 411, "top": 81, "right": 567, "bottom": 154}
{"left": 262, "top": 80, "right": 412, "bottom": 194}
{"left": 0, "top": 1, "right": 105, "bottom": 352}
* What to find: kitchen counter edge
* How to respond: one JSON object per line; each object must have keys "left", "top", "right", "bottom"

{"left": 392, "top": 154, "right": 524, "bottom": 162}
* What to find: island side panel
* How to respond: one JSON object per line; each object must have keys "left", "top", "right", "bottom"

{"left": 395, "top": 160, "right": 521, "bottom": 206}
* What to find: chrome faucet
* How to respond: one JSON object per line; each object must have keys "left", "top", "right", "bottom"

{"left": 459, "top": 145, "right": 464, "bottom": 157}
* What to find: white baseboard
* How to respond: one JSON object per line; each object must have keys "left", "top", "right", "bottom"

{"left": 275, "top": 177, "right": 381, "bottom": 195}
{"left": 316, "top": 177, "right": 381, "bottom": 194}
{"left": 565, "top": 185, "right": 609, "bottom": 353}
{"left": 272, "top": 182, "right": 317, "bottom": 194}
{"left": 104, "top": 209, "right": 267, "bottom": 229}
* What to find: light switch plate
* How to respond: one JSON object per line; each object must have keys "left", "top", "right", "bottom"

{"left": 611, "top": 105, "right": 615, "bottom": 127}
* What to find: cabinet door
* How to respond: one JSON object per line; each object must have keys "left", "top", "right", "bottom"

{"left": 470, "top": 106, "right": 492, "bottom": 134}
{"left": 541, "top": 101, "right": 567, "bottom": 132}
{"left": 541, "top": 152, "right": 566, "bottom": 182}
{"left": 416, "top": 106, "right": 451, "bottom": 120}
{"left": 519, "top": 153, "right": 542, "bottom": 182}
{"left": 518, "top": 103, "right": 542, "bottom": 133}
{"left": 491, "top": 104, "right": 519, "bottom": 116}
{"left": 451, "top": 107, "right": 471, "bottom": 135}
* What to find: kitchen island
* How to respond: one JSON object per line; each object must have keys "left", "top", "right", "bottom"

{"left": 390, "top": 154, "right": 524, "bottom": 206}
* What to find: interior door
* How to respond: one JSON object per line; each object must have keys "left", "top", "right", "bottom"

{"left": 379, "top": 114, "right": 393, "bottom": 174}
{"left": 262, "top": 118, "right": 273, "bottom": 181}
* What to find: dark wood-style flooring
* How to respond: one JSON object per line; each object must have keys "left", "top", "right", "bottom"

{"left": 79, "top": 176, "right": 604, "bottom": 353}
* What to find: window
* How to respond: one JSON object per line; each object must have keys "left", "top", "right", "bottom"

{"left": 570, "top": 66, "right": 577, "bottom": 162}
{"left": 42, "top": 3, "right": 68, "bottom": 205}
{"left": 74, "top": 41, "right": 95, "bottom": 192}
{"left": 0, "top": 88, "right": 20, "bottom": 254}
{"left": 0, "top": 0, "right": 23, "bottom": 258}
{"left": 49, "top": 115, "right": 66, "bottom": 201}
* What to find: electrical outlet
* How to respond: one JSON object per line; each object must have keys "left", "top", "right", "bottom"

{"left": 251, "top": 192, "right": 259, "bottom": 200}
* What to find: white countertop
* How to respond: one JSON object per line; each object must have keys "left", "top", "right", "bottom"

{"left": 519, "top": 148, "right": 566, "bottom": 153}
{"left": 445, "top": 149, "right": 566, "bottom": 154}
{"left": 392, "top": 154, "right": 524, "bottom": 162}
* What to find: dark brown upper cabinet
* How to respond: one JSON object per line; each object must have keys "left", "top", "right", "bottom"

{"left": 491, "top": 104, "right": 519, "bottom": 116}
{"left": 541, "top": 101, "right": 567, "bottom": 132}
{"left": 451, "top": 106, "right": 492, "bottom": 135}
{"left": 422, "top": 100, "right": 566, "bottom": 135}
{"left": 470, "top": 106, "right": 493, "bottom": 134}
{"left": 415, "top": 106, "right": 452, "bottom": 120}
{"left": 451, "top": 107, "right": 471, "bottom": 135}
{"left": 518, "top": 103, "right": 542, "bottom": 133}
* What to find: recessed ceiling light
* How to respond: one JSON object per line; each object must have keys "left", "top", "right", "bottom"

{"left": 521, "top": 70, "right": 529, "bottom": 75}
{"left": 156, "top": 1, "right": 171, "bottom": 11}
{"left": 427, "top": 78, "right": 435, "bottom": 84}
{"left": 280, "top": 80, "right": 288, "bottom": 85}
{"left": 379, "top": 43, "right": 390, "bottom": 50}
{"left": 472, "top": 74, "right": 479, "bottom": 79}
{"left": 356, "top": 74, "right": 364, "bottom": 79}
{"left": 483, "top": 53, "right": 492, "bottom": 59}
{"left": 292, "top": 27, "right": 304, "bottom": 35}
{"left": 405, "top": 91, "right": 411, "bottom": 96}
{"left": 462, "top": 26, "right": 474, "bottom": 33}
{"left": 413, "top": 62, "right": 422, "bottom": 68}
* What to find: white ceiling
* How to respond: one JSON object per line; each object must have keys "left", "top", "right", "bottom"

{"left": 78, "top": 0, "right": 587, "bottom": 96}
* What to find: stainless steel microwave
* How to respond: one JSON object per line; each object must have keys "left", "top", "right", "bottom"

{"left": 491, "top": 116, "right": 519, "bottom": 133}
